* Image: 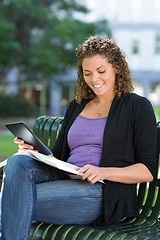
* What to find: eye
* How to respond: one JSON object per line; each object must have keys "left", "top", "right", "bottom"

{"left": 99, "top": 71, "right": 105, "bottom": 74}
{"left": 84, "top": 73, "right": 90, "bottom": 77}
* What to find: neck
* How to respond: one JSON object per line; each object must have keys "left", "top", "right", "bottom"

{"left": 94, "top": 93, "right": 115, "bottom": 105}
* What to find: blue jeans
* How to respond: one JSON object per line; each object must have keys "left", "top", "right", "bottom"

{"left": 1, "top": 154, "right": 103, "bottom": 240}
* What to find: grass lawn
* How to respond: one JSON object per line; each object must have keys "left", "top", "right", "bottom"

{"left": 0, "top": 135, "right": 18, "bottom": 161}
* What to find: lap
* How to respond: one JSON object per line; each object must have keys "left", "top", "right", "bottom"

{"left": 5, "top": 154, "right": 103, "bottom": 224}
{"left": 35, "top": 179, "right": 103, "bottom": 225}
{"left": 36, "top": 179, "right": 102, "bottom": 199}
{"left": 5, "top": 154, "right": 70, "bottom": 183}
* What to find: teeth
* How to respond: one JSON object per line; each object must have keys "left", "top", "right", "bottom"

{"left": 94, "top": 83, "right": 104, "bottom": 88}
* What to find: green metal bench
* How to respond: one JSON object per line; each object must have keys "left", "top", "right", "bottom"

{"left": 29, "top": 116, "right": 160, "bottom": 240}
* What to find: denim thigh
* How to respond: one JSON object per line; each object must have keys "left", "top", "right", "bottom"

{"left": 35, "top": 179, "right": 103, "bottom": 225}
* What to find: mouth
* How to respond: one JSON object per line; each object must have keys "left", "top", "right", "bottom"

{"left": 93, "top": 83, "right": 104, "bottom": 89}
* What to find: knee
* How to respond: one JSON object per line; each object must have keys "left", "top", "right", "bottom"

{"left": 5, "top": 154, "right": 33, "bottom": 175}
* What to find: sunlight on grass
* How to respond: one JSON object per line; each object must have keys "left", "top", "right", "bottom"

{"left": 0, "top": 135, "right": 18, "bottom": 161}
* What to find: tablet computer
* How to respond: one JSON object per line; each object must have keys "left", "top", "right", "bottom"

{"left": 5, "top": 121, "right": 52, "bottom": 155}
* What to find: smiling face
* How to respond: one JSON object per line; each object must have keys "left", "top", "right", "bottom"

{"left": 82, "top": 54, "right": 116, "bottom": 100}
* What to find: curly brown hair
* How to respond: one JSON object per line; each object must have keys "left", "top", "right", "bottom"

{"left": 75, "top": 36, "right": 134, "bottom": 103}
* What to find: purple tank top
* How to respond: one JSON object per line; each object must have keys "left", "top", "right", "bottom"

{"left": 67, "top": 115, "right": 107, "bottom": 167}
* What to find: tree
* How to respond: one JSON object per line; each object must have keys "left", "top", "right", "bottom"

{"left": 0, "top": 0, "right": 111, "bottom": 82}
{"left": 0, "top": 13, "right": 20, "bottom": 79}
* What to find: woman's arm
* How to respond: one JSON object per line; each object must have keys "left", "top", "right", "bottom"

{"left": 105, "top": 163, "right": 153, "bottom": 183}
{"left": 77, "top": 163, "right": 153, "bottom": 184}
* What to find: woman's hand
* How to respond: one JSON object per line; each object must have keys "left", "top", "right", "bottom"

{"left": 14, "top": 137, "right": 38, "bottom": 153}
{"left": 76, "top": 163, "right": 153, "bottom": 184}
{"left": 76, "top": 164, "right": 106, "bottom": 184}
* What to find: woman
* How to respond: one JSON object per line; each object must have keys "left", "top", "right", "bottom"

{"left": 1, "top": 36, "right": 157, "bottom": 239}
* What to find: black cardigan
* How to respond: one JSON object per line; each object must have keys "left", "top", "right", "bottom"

{"left": 52, "top": 93, "right": 157, "bottom": 226}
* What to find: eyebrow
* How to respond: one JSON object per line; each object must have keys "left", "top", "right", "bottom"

{"left": 83, "top": 66, "right": 105, "bottom": 72}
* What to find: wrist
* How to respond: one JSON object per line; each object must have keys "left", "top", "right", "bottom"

{"left": 103, "top": 167, "right": 120, "bottom": 182}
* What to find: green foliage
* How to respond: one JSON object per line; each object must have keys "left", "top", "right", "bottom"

{"left": 0, "top": 14, "right": 20, "bottom": 66}
{"left": 0, "top": 94, "right": 38, "bottom": 117}
{"left": 0, "top": 0, "right": 111, "bottom": 80}
{"left": 154, "top": 106, "right": 160, "bottom": 121}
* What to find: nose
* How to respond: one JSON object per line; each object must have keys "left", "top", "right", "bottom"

{"left": 91, "top": 73, "right": 99, "bottom": 83}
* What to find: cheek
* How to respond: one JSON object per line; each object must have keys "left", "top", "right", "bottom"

{"left": 83, "top": 77, "right": 91, "bottom": 86}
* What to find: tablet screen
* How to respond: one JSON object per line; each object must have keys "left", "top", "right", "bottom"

{"left": 5, "top": 121, "right": 52, "bottom": 155}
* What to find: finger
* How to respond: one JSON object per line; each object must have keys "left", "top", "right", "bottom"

{"left": 89, "top": 176, "right": 100, "bottom": 184}
{"left": 18, "top": 148, "right": 26, "bottom": 153}
{"left": 14, "top": 138, "right": 34, "bottom": 150}
{"left": 75, "top": 166, "right": 81, "bottom": 171}
{"left": 77, "top": 165, "right": 91, "bottom": 175}
{"left": 14, "top": 138, "right": 24, "bottom": 144}
{"left": 81, "top": 170, "right": 94, "bottom": 181}
{"left": 86, "top": 173, "right": 98, "bottom": 183}
{"left": 18, "top": 147, "right": 38, "bottom": 153}
{"left": 80, "top": 166, "right": 98, "bottom": 181}
{"left": 18, "top": 143, "right": 34, "bottom": 150}
{"left": 18, "top": 143, "right": 24, "bottom": 149}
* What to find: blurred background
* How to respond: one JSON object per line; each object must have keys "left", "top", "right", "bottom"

{"left": 0, "top": 0, "right": 160, "bottom": 160}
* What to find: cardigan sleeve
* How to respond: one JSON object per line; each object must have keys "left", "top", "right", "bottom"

{"left": 132, "top": 96, "right": 157, "bottom": 178}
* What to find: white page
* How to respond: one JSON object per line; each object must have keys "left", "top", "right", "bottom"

{"left": 25, "top": 150, "right": 78, "bottom": 174}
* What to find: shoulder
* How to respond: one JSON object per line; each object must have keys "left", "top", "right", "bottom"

{"left": 127, "top": 93, "right": 150, "bottom": 103}
{"left": 65, "top": 98, "right": 89, "bottom": 117}
{"left": 125, "top": 94, "right": 156, "bottom": 125}
{"left": 121, "top": 93, "right": 153, "bottom": 110}
{"left": 113, "top": 93, "right": 153, "bottom": 113}
{"left": 121, "top": 93, "right": 150, "bottom": 103}
{"left": 67, "top": 99, "right": 84, "bottom": 112}
{"left": 131, "top": 93, "right": 154, "bottom": 112}
{"left": 114, "top": 93, "right": 156, "bottom": 123}
{"left": 68, "top": 98, "right": 90, "bottom": 109}
{"left": 68, "top": 99, "right": 79, "bottom": 109}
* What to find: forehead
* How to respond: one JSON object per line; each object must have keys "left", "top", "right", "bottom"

{"left": 82, "top": 54, "right": 109, "bottom": 68}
